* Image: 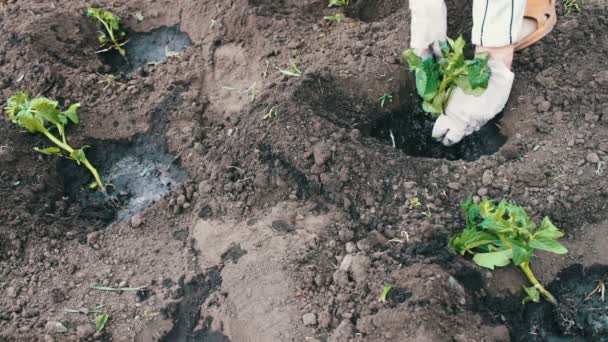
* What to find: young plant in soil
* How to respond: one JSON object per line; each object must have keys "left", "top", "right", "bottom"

{"left": 449, "top": 196, "right": 568, "bottom": 305}
{"left": 402, "top": 36, "right": 491, "bottom": 117}
{"left": 4, "top": 92, "right": 106, "bottom": 192}
{"left": 87, "top": 7, "right": 128, "bottom": 56}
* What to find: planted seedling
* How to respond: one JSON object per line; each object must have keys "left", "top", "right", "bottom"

{"left": 4, "top": 92, "right": 105, "bottom": 192}
{"left": 402, "top": 35, "right": 491, "bottom": 117}
{"left": 324, "top": 13, "right": 346, "bottom": 23}
{"left": 449, "top": 196, "right": 568, "bottom": 305}
{"left": 87, "top": 7, "right": 128, "bottom": 56}
{"left": 328, "top": 0, "right": 349, "bottom": 8}
{"left": 378, "top": 93, "right": 393, "bottom": 109}
{"left": 564, "top": 0, "right": 583, "bottom": 15}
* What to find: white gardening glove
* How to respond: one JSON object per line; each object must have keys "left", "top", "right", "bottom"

{"left": 409, "top": 0, "right": 447, "bottom": 58}
{"left": 431, "top": 60, "right": 514, "bottom": 146}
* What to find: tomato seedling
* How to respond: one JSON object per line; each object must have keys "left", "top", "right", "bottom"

{"left": 4, "top": 92, "right": 105, "bottom": 192}
{"left": 402, "top": 36, "right": 491, "bottom": 117}
{"left": 87, "top": 7, "right": 128, "bottom": 56}
{"left": 449, "top": 196, "right": 568, "bottom": 305}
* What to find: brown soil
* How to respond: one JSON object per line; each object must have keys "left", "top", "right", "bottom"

{"left": 1, "top": 0, "right": 608, "bottom": 341}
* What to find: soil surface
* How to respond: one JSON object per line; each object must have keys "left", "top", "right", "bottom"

{"left": 1, "top": 0, "right": 607, "bottom": 341}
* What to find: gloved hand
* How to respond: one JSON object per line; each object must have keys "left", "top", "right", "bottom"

{"left": 431, "top": 59, "right": 514, "bottom": 146}
{"left": 409, "top": 0, "right": 447, "bottom": 58}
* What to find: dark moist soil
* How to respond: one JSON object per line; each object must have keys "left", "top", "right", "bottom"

{"left": 59, "top": 86, "right": 189, "bottom": 223}
{"left": 100, "top": 25, "right": 193, "bottom": 73}
{"left": 1, "top": 0, "right": 608, "bottom": 341}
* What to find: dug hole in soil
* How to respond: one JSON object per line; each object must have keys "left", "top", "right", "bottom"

{"left": 1, "top": 0, "right": 608, "bottom": 341}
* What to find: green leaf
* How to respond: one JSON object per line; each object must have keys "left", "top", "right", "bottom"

{"left": 473, "top": 249, "right": 513, "bottom": 270}
{"left": 534, "top": 217, "right": 564, "bottom": 239}
{"left": 34, "top": 146, "right": 63, "bottom": 156}
{"left": 522, "top": 286, "right": 540, "bottom": 304}
{"left": 328, "top": 0, "right": 349, "bottom": 8}
{"left": 529, "top": 236, "right": 568, "bottom": 254}
{"left": 379, "top": 285, "right": 392, "bottom": 302}
{"left": 510, "top": 239, "right": 533, "bottom": 266}
{"left": 95, "top": 312, "right": 109, "bottom": 333}
{"left": 4, "top": 92, "right": 29, "bottom": 121}
{"left": 62, "top": 103, "right": 80, "bottom": 124}
{"left": 17, "top": 112, "right": 46, "bottom": 133}
{"left": 69, "top": 147, "right": 89, "bottom": 164}
{"left": 402, "top": 49, "right": 422, "bottom": 70}
{"left": 448, "top": 228, "right": 498, "bottom": 255}
{"left": 422, "top": 100, "right": 442, "bottom": 115}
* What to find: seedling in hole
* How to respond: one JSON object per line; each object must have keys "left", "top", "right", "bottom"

{"left": 379, "top": 285, "right": 393, "bottom": 302}
{"left": 449, "top": 196, "right": 568, "bottom": 305}
{"left": 328, "top": 0, "right": 349, "bottom": 8}
{"left": 277, "top": 63, "right": 303, "bottom": 77}
{"left": 95, "top": 312, "right": 109, "bottom": 333}
{"left": 4, "top": 92, "right": 105, "bottom": 192}
{"left": 324, "top": 13, "right": 346, "bottom": 23}
{"left": 378, "top": 93, "right": 393, "bottom": 109}
{"left": 402, "top": 35, "right": 491, "bottom": 117}
{"left": 87, "top": 7, "right": 128, "bottom": 56}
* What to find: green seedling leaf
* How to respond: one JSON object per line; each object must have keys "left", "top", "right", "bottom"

{"left": 3, "top": 92, "right": 105, "bottom": 192}
{"left": 402, "top": 35, "right": 492, "bottom": 118}
{"left": 95, "top": 312, "right": 109, "bottom": 333}
{"left": 324, "top": 13, "right": 346, "bottom": 23}
{"left": 473, "top": 249, "right": 512, "bottom": 269}
{"left": 63, "top": 103, "right": 80, "bottom": 124}
{"left": 34, "top": 146, "right": 63, "bottom": 156}
{"left": 379, "top": 285, "right": 393, "bottom": 302}
{"left": 448, "top": 196, "right": 568, "bottom": 305}
{"left": 522, "top": 286, "right": 540, "bottom": 304}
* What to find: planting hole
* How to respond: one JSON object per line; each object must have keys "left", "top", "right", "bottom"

{"left": 100, "top": 25, "right": 192, "bottom": 72}
{"left": 365, "top": 101, "right": 507, "bottom": 161}
{"left": 59, "top": 89, "right": 189, "bottom": 222}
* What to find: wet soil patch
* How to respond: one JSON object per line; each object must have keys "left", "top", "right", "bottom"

{"left": 385, "top": 287, "right": 412, "bottom": 305}
{"left": 475, "top": 264, "right": 608, "bottom": 341}
{"left": 161, "top": 267, "right": 223, "bottom": 342}
{"left": 365, "top": 106, "right": 507, "bottom": 161}
{"left": 59, "top": 87, "right": 189, "bottom": 223}
{"left": 100, "top": 25, "right": 192, "bottom": 73}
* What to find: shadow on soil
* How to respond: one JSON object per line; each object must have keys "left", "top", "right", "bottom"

{"left": 99, "top": 25, "right": 192, "bottom": 73}
{"left": 59, "top": 87, "right": 189, "bottom": 223}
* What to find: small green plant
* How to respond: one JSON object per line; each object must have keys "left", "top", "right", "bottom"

{"left": 328, "top": 0, "right": 349, "bottom": 8}
{"left": 378, "top": 93, "right": 393, "bottom": 109}
{"left": 277, "top": 63, "right": 302, "bottom": 77}
{"left": 4, "top": 92, "right": 105, "bottom": 192}
{"left": 95, "top": 312, "right": 109, "bottom": 333}
{"left": 564, "top": 0, "right": 583, "bottom": 15}
{"left": 379, "top": 285, "right": 393, "bottom": 302}
{"left": 402, "top": 35, "right": 491, "bottom": 117}
{"left": 324, "top": 13, "right": 346, "bottom": 23}
{"left": 408, "top": 197, "right": 421, "bottom": 209}
{"left": 449, "top": 197, "right": 568, "bottom": 305}
{"left": 87, "top": 7, "right": 128, "bottom": 56}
